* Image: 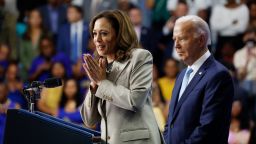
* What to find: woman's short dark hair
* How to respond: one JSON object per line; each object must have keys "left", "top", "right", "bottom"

{"left": 89, "top": 9, "right": 140, "bottom": 62}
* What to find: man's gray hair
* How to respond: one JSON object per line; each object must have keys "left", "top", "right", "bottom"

{"left": 176, "top": 15, "right": 211, "bottom": 45}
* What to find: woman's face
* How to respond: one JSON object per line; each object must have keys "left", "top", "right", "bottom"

{"left": 6, "top": 64, "right": 18, "bottom": 80}
{"left": 92, "top": 17, "right": 117, "bottom": 57}
{"left": 52, "top": 62, "right": 65, "bottom": 78}
{"left": 40, "top": 39, "right": 54, "bottom": 57}
{"left": 231, "top": 100, "right": 242, "bottom": 117}
{"left": 0, "top": 44, "right": 9, "bottom": 61}
{"left": 28, "top": 10, "right": 42, "bottom": 27}
{"left": 64, "top": 79, "right": 77, "bottom": 99}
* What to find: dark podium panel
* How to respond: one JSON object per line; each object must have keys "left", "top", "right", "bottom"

{"left": 4, "top": 109, "right": 101, "bottom": 144}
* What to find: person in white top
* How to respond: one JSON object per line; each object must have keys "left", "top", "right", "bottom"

{"left": 167, "top": 0, "right": 210, "bottom": 15}
{"left": 210, "top": 0, "right": 249, "bottom": 58}
{"left": 233, "top": 27, "right": 256, "bottom": 95}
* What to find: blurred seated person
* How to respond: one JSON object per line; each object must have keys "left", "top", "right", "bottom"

{"left": 5, "top": 61, "right": 26, "bottom": 109}
{"left": 128, "top": 6, "right": 153, "bottom": 52}
{"left": 72, "top": 58, "right": 90, "bottom": 101}
{"left": 19, "top": 9, "right": 51, "bottom": 80}
{"left": 210, "top": 0, "right": 249, "bottom": 59}
{"left": 57, "top": 5, "right": 90, "bottom": 65}
{"left": 158, "top": 58, "right": 179, "bottom": 102}
{"left": 155, "top": 1, "right": 188, "bottom": 73}
{"left": 219, "top": 41, "right": 236, "bottom": 65}
{"left": 233, "top": 27, "right": 256, "bottom": 96}
{"left": 37, "top": 61, "right": 66, "bottom": 115}
{"left": 0, "top": 81, "right": 20, "bottom": 144}
{"left": 0, "top": 43, "right": 10, "bottom": 79}
{"left": 162, "top": 1, "right": 188, "bottom": 36}
{"left": 248, "top": 1, "right": 256, "bottom": 28}
{"left": 57, "top": 78, "right": 83, "bottom": 124}
{"left": 228, "top": 98, "right": 250, "bottom": 144}
{"left": 152, "top": 64, "right": 166, "bottom": 132}
{"left": 29, "top": 36, "right": 71, "bottom": 82}
{"left": 167, "top": 0, "right": 209, "bottom": 17}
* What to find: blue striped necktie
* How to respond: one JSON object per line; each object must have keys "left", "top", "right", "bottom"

{"left": 72, "top": 26, "right": 78, "bottom": 64}
{"left": 178, "top": 68, "right": 193, "bottom": 101}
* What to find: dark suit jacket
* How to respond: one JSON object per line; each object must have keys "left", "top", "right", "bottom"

{"left": 164, "top": 56, "right": 234, "bottom": 144}
{"left": 57, "top": 22, "right": 90, "bottom": 58}
{"left": 38, "top": 4, "right": 67, "bottom": 34}
{"left": 140, "top": 26, "right": 154, "bottom": 52}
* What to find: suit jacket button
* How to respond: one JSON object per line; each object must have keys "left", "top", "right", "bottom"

{"left": 170, "top": 124, "right": 174, "bottom": 128}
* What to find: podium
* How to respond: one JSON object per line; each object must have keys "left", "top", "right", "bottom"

{"left": 4, "top": 109, "right": 101, "bottom": 144}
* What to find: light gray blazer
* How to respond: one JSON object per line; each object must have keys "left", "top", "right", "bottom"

{"left": 80, "top": 49, "right": 163, "bottom": 144}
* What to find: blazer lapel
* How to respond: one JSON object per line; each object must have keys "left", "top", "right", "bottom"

{"left": 169, "top": 70, "right": 185, "bottom": 122}
{"left": 108, "top": 59, "right": 130, "bottom": 83}
{"left": 170, "top": 56, "right": 214, "bottom": 124}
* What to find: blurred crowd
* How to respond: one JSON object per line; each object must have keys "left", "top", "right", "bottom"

{"left": 0, "top": 0, "right": 256, "bottom": 143}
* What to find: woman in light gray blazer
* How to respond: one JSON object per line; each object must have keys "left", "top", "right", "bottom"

{"left": 81, "top": 9, "right": 164, "bottom": 144}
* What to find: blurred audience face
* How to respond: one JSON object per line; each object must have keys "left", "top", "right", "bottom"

{"left": 72, "top": 59, "right": 83, "bottom": 78}
{"left": 164, "top": 59, "right": 179, "bottom": 78}
{"left": 0, "top": 83, "right": 7, "bottom": 103}
{"left": 48, "top": 0, "right": 61, "bottom": 6}
{"left": 243, "top": 29, "right": 256, "bottom": 44}
{"left": 175, "top": 3, "right": 189, "bottom": 17}
{"left": 28, "top": 10, "right": 42, "bottom": 28}
{"left": 67, "top": 6, "right": 82, "bottom": 23}
{"left": 118, "top": 0, "right": 131, "bottom": 12}
{"left": 64, "top": 79, "right": 77, "bottom": 99}
{"left": 40, "top": 38, "right": 54, "bottom": 58}
{"left": 93, "top": 18, "right": 117, "bottom": 57}
{"left": 51, "top": 62, "right": 65, "bottom": 78}
{"left": 0, "top": 44, "right": 9, "bottom": 61}
{"left": 250, "top": 3, "right": 256, "bottom": 18}
{"left": 231, "top": 100, "right": 242, "bottom": 118}
{"left": 153, "top": 64, "right": 159, "bottom": 81}
{"left": 6, "top": 63, "right": 18, "bottom": 81}
{"left": 129, "top": 8, "right": 142, "bottom": 26}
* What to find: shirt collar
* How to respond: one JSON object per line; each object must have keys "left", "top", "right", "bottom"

{"left": 188, "top": 50, "right": 211, "bottom": 73}
{"left": 72, "top": 20, "right": 83, "bottom": 27}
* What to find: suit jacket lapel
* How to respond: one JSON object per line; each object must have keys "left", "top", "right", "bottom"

{"left": 170, "top": 56, "right": 214, "bottom": 124}
{"left": 108, "top": 59, "right": 130, "bottom": 83}
{"left": 169, "top": 70, "right": 185, "bottom": 122}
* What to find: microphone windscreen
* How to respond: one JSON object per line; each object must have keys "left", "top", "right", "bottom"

{"left": 44, "top": 78, "right": 62, "bottom": 88}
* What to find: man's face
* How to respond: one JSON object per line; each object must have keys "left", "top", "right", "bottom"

{"left": 173, "top": 21, "right": 202, "bottom": 65}
{"left": 67, "top": 7, "right": 81, "bottom": 23}
{"left": 129, "top": 8, "right": 142, "bottom": 26}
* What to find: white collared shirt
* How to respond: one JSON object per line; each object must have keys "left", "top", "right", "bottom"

{"left": 71, "top": 20, "right": 83, "bottom": 56}
{"left": 187, "top": 50, "right": 211, "bottom": 83}
{"left": 134, "top": 25, "right": 141, "bottom": 41}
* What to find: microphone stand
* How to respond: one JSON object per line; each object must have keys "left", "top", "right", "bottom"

{"left": 23, "top": 84, "right": 43, "bottom": 113}
{"left": 22, "top": 78, "right": 62, "bottom": 113}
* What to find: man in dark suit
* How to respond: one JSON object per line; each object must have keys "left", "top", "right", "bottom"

{"left": 57, "top": 5, "right": 89, "bottom": 64}
{"left": 128, "top": 6, "right": 153, "bottom": 53}
{"left": 38, "top": 0, "right": 67, "bottom": 35}
{"left": 163, "top": 15, "right": 234, "bottom": 144}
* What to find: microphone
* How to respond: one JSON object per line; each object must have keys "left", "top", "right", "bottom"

{"left": 23, "top": 78, "right": 62, "bottom": 113}
{"left": 25, "top": 77, "right": 62, "bottom": 90}
{"left": 41, "top": 77, "right": 62, "bottom": 88}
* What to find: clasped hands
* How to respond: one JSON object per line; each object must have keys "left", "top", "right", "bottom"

{"left": 83, "top": 54, "right": 107, "bottom": 89}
